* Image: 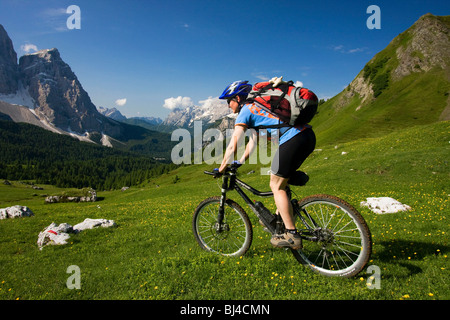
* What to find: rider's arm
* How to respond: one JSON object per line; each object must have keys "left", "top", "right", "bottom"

{"left": 239, "top": 128, "right": 257, "bottom": 164}
{"left": 219, "top": 125, "right": 245, "bottom": 173}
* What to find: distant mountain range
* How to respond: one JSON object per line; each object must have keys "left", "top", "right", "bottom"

{"left": 0, "top": 20, "right": 231, "bottom": 142}
{"left": 97, "top": 100, "right": 232, "bottom": 132}
{"left": 1, "top": 13, "right": 449, "bottom": 152}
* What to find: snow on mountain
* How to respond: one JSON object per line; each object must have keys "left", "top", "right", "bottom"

{"left": 97, "top": 106, "right": 127, "bottom": 121}
{"left": 0, "top": 82, "right": 36, "bottom": 109}
{"left": 163, "top": 97, "right": 231, "bottom": 128}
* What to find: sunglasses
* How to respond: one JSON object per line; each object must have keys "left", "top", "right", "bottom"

{"left": 227, "top": 98, "right": 237, "bottom": 105}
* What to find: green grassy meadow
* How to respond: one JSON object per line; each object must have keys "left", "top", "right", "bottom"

{"left": 0, "top": 121, "right": 448, "bottom": 300}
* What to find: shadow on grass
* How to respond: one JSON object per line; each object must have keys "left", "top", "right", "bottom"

{"left": 372, "top": 239, "right": 449, "bottom": 277}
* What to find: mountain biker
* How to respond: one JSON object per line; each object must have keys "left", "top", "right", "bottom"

{"left": 216, "top": 80, "right": 316, "bottom": 250}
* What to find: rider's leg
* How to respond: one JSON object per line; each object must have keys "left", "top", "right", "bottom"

{"left": 270, "top": 174, "right": 295, "bottom": 230}
{"left": 268, "top": 129, "right": 315, "bottom": 249}
{"left": 270, "top": 173, "right": 302, "bottom": 249}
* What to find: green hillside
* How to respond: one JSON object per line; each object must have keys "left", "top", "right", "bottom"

{"left": 312, "top": 14, "right": 450, "bottom": 147}
{"left": 313, "top": 69, "right": 449, "bottom": 146}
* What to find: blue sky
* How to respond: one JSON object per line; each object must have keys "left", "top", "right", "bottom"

{"left": 0, "top": 0, "right": 449, "bottom": 118}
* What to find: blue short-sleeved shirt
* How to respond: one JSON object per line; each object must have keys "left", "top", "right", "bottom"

{"left": 235, "top": 102, "right": 311, "bottom": 145}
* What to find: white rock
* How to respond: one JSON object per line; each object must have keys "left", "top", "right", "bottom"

{"left": 361, "top": 197, "right": 411, "bottom": 214}
{"left": 37, "top": 222, "right": 73, "bottom": 250}
{"left": 37, "top": 218, "right": 116, "bottom": 250}
{"left": 0, "top": 205, "right": 34, "bottom": 219}
{"left": 73, "top": 218, "right": 116, "bottom": 233}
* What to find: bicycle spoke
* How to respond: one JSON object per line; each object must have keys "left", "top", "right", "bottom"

{"left": 335, "top": 239, "right": 362, "bottom": 249}
{"left": 323, "top": 207, "right": 339, "bottom": 229}
{"left": 334, "top": 244, "right": 360, "bottom": 258}
{"left": 334, "top": 228, "right": 360, "bottom": 236}
{"left": 334, "top": 249, "right": 349, "bottom": 269}
{"left": 333, "top": 218, "right": 355, "bottom": 235}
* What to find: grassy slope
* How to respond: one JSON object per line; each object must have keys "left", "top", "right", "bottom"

{"left": 0, "top": 121, "right": 448, "bottom": 300}
{"left": 313, "top": 68, "right": 449, "bottom": 147}
{"left": 311, "top": 15, "right": 450, "bottom": 147}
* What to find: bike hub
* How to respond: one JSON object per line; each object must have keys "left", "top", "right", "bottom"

{"left": 315, "top": 228, "right": 335, "bottom": 246}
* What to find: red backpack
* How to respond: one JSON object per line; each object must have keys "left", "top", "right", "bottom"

{"left": 247, "top": 80, "right": 318, "bottom": 127}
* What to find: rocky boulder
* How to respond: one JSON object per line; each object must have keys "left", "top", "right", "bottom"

{"left": 0, "top": 205, "right": 34, "bottom": 219}
{"left": 45, "top": 189, "right": 97, "bottom": 203}
{"left": 37, "top": 218, "right": 116, "bottom": 250}
{"left": 18, "top": 48, "right": 119, "bottom": 136}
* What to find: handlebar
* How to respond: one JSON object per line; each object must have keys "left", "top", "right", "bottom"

{"left": 204, "top": 163, "right": 242, "bottom": 177}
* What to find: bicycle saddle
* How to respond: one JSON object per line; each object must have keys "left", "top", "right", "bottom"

{"left": 288, "top": 171, "right": 309, "bottom": 186}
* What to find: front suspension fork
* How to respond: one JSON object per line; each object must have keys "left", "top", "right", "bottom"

{"left": 217, "top": 175, "right": 229, "bottom": 225}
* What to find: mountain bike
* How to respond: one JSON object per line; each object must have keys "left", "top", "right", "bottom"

{"left": 192, "top": 163, "right": 372, "bottom": 278}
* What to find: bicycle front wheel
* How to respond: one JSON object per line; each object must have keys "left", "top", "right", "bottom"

{"left": 292, "top": 194, "right": 372, "bottom": 277}
{"left": 192, "top": 196, "right": 253, "bottom": 257}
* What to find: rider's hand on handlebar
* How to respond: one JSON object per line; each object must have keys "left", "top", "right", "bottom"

{"left": 212, "top": 168, "right": 222, "bottom": 178}
{"left": 212, "top": 161, "right": 241, "bottom": 178}
{"left": 231, "top": 160, "right": 242, "bottom": 168}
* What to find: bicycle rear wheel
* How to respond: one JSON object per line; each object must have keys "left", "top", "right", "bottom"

{"left": 292, "top": 194, "right": 372, "bottom": 277}
{"left": 193, "top": 196, "right": 253, "bottom": 257}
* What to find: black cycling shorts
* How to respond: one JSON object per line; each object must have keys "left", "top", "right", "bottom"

{"left": 271, "top": 128, "right": 316, "bottom": 179}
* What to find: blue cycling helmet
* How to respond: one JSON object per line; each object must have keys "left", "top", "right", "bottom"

{"left": 219, "top": 80, "right": 252, "bottom": 100}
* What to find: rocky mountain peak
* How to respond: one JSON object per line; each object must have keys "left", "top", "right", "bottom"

{"left": 0, "top": 25, "right": 132, "bottom": 143}
{"left": 393, "top": 13, "right": 450, "bottom": 79}
{"left": 163, "top": 102, "right": 230, "bottom": 128}
{"left": 337, "top": 13, "right": 449, "bottom": 108}
{"left": 97, "top": 106, "right": 127, "bottom": 121}
{"left": 18, "top": 48, "right": 102, "bottom": 133}
{"left": 0, "top": 24, "right": 19, "bottom": 94}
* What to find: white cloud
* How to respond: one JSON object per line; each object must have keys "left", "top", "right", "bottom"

{"left": 115, "top": 98, "right": 127, "bottom": 106}
{"left": 42, "top": 7, "right": 67, "bottom": 16}
{"left": 251, "top": 73, "right": 270, "bottom": 81}
{"left": 21, "top": 43, "right": 38, "bottom": 53}
{"left": 39, "top": 7, "right": 70, "bottom": 33}
{"left": 163, "top": 96, "right": 193, "bottom": 110}
{"left": 198, "top": 96, "right": 227, "bottom": 110}
{"left": 332, "top": 44, "right": 367, "bottom": 54}
{"left": 256, "top": 74, "right": 269, "bottom": 81}
{"left": 348, "top": 47, "right": 365, "bottom": 53}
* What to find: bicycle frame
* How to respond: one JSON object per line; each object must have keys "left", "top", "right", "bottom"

{"left": 206, "top": 168, "right": 276, "bottom": 231}
{"left": 206, "top": 166, "right": 321, "bottom": 239}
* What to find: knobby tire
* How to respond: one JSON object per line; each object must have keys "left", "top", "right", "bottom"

{"left": 192, "top": 196, "right": 253, "bottom": 257}
{"left": 291, "top": 194, "right": 372, "bottom": 278}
